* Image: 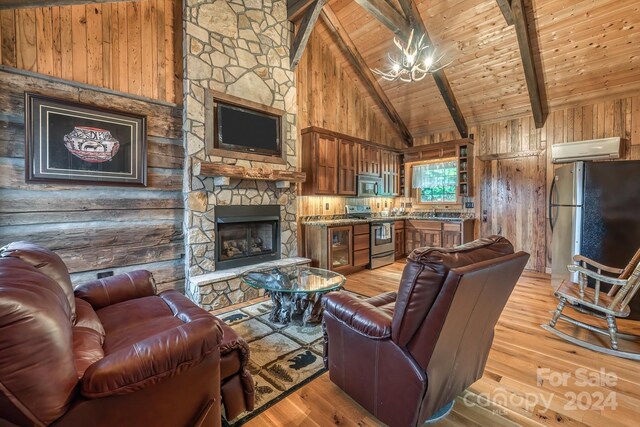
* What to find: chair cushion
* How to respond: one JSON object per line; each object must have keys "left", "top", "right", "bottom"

{"left": 392, "top": 236, "right": 514, "bottom": 346}
{"left": 75, "top": 298, "right": 105, "bottom": 341}
{"left": 73, "top": 326, "right": 105, "bottom": 378}
{"left": 0, "top": 257, "right": 78, "bottom": 426}
{"left": 1, "top": 241, "right": 76, "bottom": 321}
{"left": 96, "top": 296, "right": 183, "bottom": 354}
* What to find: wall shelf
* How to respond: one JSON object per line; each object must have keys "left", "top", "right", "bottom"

{"left": 193, "top": 161, "right": 306, "bottom": 187}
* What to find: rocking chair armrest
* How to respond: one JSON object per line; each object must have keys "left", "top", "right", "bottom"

{"left": 567, "top": 265, "right": 628, "bottom": 286}
{"left": 572, "top": 255, "right": 624, "bottom": 275}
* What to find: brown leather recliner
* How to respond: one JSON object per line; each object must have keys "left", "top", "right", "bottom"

{"left": 322, "top": 236, "right": 529, "bottom": 427}
{"left": 0, "top": 242, "right": 253, "bottom": 426}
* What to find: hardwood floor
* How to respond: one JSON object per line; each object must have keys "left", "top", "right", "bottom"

{"left": 242, "top": 262, "right": 640, "bottom": 427}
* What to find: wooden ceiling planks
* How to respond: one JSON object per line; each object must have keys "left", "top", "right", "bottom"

{"left": 318, "top": 0, "right": 640, "bottom": 137}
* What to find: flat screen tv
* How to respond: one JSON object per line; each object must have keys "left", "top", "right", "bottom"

{"left": 214, "top": 100, "right": 282, "bottom": 157}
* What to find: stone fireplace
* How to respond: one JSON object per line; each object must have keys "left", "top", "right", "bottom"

{"left": 215, "top": 205, "right": 281, "bottom": 270}
{"left": 183, "top": 0, "right": 304, "bottom": 310}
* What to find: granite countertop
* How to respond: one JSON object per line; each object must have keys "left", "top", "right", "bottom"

{"left": 301, "top": 215, "right": 475, "bottom": 227}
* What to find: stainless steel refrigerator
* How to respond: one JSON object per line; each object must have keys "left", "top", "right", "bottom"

{"left": 550, "top": 160, "right": 640, "bottom": 318}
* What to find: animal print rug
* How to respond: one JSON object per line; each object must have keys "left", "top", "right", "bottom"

{"left": 220, "top": 299, "right": 327, "bottom": 426}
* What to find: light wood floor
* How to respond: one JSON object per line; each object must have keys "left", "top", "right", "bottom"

{"left": 239, "top": 262, "right": 640, "bottom": 427}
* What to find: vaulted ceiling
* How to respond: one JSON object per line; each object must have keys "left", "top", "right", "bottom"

{"left": 294, "top": 0, "right": 640, "bottom": 139}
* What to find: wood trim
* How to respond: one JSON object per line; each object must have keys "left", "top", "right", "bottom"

{"left": 204, "top": 89, "right": 287, "bottom": 164}
{"left": 478, "top": 149, "right": 543, "bottom": 161}
{"left": 353, "top": 0, "right": 410, "bottom": 38}
{"left": 396, "top": 0, "right": 468, "bottom": 138}
{"left": 192, "top": 161, "right": 306, "bottom": 183}
{"left": 288, "top": 0, "right": 316, "bottom": 22}
{"left": 320, "top": 6, "right": 413, "bottom": 146}
{"left": 0, "top": 0, "right": 140, "bottom": 9}
{"left": 301, "top": 126, "right": 403, "bottom": 152}
{"left": 290, "top": 0, "right": 326, "bottom": 70}
{"left": 402, "top": 137, "right": 473, "bottom": 153}
{"left": 495, "top": 0, "right": 514, "bottom": 25}
{"left": 511, "top": 0, "right": 547, "bottom": 128}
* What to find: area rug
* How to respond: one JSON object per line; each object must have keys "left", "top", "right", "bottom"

{"left": 220, "top": 298, "right": 328, "bottom": 426}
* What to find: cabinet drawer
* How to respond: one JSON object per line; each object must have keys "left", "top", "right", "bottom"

{"left": 443, "top": 222, "right": 462, "bottom": 232}
{"left": 353, "top": 224, "right": 370, "bottom": 235}
{"left": 394, "top": 220, "right": 405, "bottom": 230}
{"left": 354, "top": 233, "right": 370, "bottom": 251}
{"left": 354, "top": 249, "right": 370, "bottom": 267}
{"left": 408, "top": 220, "right": 441, "bottom": 230}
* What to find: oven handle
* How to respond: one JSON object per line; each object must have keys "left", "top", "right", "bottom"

{"left": 371, "top": 252, "right": 394, "bottom": 259}
{"left": 374, "top": 182, "right": 379, "bottom": 195}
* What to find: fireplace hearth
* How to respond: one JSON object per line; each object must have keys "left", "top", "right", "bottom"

{"left": 215, "top": 205, "right": 281, "bottom": 270}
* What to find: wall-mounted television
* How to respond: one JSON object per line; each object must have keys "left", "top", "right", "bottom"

{"left": 205, "top": 91, "right": 285, "bottom": 163}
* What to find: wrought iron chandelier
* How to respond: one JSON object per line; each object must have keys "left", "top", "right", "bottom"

{"left": 372, "top": 29, "right": 448, "bottom": 83}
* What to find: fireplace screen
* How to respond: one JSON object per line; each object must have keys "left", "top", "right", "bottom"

{"left": 215, "top": 205, "right": 281, "bottom": 270}
{"left": 218, "top": 221, "right": 277, "bottom": 262}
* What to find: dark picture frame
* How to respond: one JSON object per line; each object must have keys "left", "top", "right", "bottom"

{"left": 25, "top": 92, "right": 147, "bottom": 186}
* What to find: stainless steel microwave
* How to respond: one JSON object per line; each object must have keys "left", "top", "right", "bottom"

{"left": 357, "top": 175, "right": 382, "bottom": 197}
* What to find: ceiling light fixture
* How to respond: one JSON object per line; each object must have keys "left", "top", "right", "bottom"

{"left": 372, "top": 29, "right": 449, "bottom": 83}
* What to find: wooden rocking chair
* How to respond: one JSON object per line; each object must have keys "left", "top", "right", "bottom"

{"left": 542, "top": 248, "right": 640, "bottom": 360}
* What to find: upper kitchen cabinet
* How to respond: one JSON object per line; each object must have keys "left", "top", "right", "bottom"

{"left": 301, "top": 127, "right": 402, "bottom": 196}
{"left": 301, "top": 129, "right": 338, "bottom": 195}
{"left": 338, "top": 139, "right": 358, "bottom": 196}
{"left": 358, "top": 144, "right": 381, "bottom": 177}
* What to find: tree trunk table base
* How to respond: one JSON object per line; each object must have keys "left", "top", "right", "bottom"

{"left": 267, "top": 288, "right": 341, "bottom": 326}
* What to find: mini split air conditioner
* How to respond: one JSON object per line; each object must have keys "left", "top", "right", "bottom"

{"left": 551, "top": 137, "right": 621, "bottom": 163}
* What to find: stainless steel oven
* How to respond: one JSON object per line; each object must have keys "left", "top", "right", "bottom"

{"left": 357, "top": 175, "right": 382, "bottom": 197}
{"left": 370, "top": 221, "right": 395, "bottom": 269}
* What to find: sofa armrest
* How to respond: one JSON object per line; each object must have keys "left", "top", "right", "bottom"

{"left": 81, "top": 317, "right": 222, "bottom": 398}
{"left": 323, "top": 291, "right": 392, "bottom": 339}
{"left": 75, "top": 270, "right": 156, "bottom": 309}
{"left": 363, "top": 291, "right": 397, "bottom": 307}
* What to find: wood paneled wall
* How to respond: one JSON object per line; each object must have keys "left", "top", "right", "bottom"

{"left": 0, "top": 0, "right": 182, "bottom": 104}
{"left": 297, "top": 23, "right": 404, "bottom": 150}
{"left": 415, "top": 96, "right": 640, "bottom": 273}
{"left": 0, "top": 69, "right": 185, "bottom": 291}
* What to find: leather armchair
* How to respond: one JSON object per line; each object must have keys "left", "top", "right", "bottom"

{"left": 0, "top": 242, "right": 247, "bottom": 427}
{"left": 322, "top": 236, "right": 530, "bottom": 427}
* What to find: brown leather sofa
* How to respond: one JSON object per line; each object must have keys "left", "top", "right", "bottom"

{"left": 322, "top": 236, "right": 529, "bottom": 427}
{"left": 0, "top": 242, "right": 254, "bottom": 426}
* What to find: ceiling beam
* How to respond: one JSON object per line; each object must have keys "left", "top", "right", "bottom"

{"left": 496, "top": 0, "right": 514, "bottom": 26}
{"left": 321, "top": 6, "right": 413, "bottom": 146}
{"left": 396, "top": 0, "right": 468, "bottom": 138}
{"left": 288, "top": 0, "right": 316, "bottom": 22}
{"left": 290, "top": 0, "right": 326, "bottom": 70}
{"left": 510, "top": 0, "right": 547, "bottom": 128}
{"left": 0, "top": 0, "right": 138, "bottom": 9}
{"left": 354, "top": 0, "right": 411, "bottom": 39}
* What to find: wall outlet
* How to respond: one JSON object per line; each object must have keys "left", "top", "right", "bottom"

{"left": 465, "top": 201, "right": 474, "bottom": 209}
{"left": 325, "top": 203, "right": 330, "bottom": 210}
{"left": 97, "top": 271, "right": 114, "bottom": 279}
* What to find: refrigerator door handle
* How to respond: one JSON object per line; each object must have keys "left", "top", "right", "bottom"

{"left": 549, "top": 176, "right": 557, "bottom": 232}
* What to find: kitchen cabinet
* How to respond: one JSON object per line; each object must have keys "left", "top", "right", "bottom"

{"left": 394, "top": 220, "right": 405, "bottom": 259}
{"left": 304, "top": 223, "right": 371, "bottom": 273}
{"left": 359, "top": 144, "right": 381, "bottom": 177}
{"left": 301, "top": 130, "right": 338, "bottom": 195}
{"left": 405, "top": 219, "right": 475, "bottom": 253}
{"left": 301, "top": 127, "right": 404, "bottom": 196}
{"left": 338, "top": 139, "right": 358, "bottom": 196}
{"left": 328, "top": 226, "right": 352, "bottom": 272}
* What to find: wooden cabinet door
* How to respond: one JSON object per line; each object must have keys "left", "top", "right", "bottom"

{"left": 359, "top": 144, "right": 381, "bottom": 177}
{"left": 328, "top": 226, "right": 353, "bottom": 272}
{"left": 392, "top": 153, "right": 402, "bottom": 196}
{"left": 420, "top": 229, "right": 442, "bottom": 248}
{"left": 394, "top": 228, "right": 405, "bottom": 259}
{"left": 338, "top": 139, "right": 357, "bottom": 195}
{"left": 442, "top": 230, "right": 462, "bottom": 248}
{"left": 405, "top": 226, "right": 420, "bottom": 253}
{"left": 380, "top": 150, "right": 392, "bottom": 195}
{"left": 315, "top": 136, "right": 338, "bottom": 195}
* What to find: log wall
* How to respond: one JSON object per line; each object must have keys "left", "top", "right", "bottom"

{"left": 415, "top": 95, "right": 640, "bottom": 273}
{"left": 0, "top": 68, "right": 185, "bottom": 291}
{"left": 0, "top": 0, "right": 182, "bottom": 104}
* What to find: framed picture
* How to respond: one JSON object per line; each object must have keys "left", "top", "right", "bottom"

{"left": 25, "top": 93, "right": 147, "bottom": 186}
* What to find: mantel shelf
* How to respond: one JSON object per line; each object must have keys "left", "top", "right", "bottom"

{"left": 193, "top": 161, "right": 306, "bottom": 187}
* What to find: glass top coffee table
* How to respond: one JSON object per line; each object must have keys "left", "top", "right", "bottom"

{"left": 240, "top": 266, "right": 346, "bottom": 325}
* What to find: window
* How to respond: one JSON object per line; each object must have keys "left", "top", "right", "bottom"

{"left": 412, "top": 159, "right": 458, "bottom": 203}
